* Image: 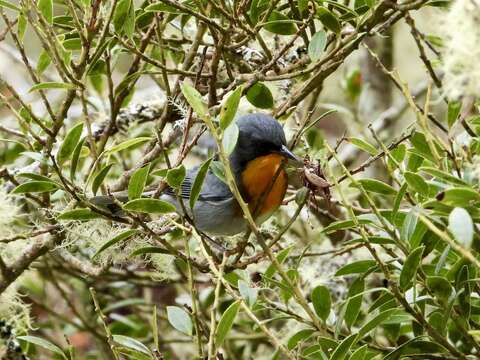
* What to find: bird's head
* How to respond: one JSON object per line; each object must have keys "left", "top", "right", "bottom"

{"left": 229, "top": 113, "right": 301, "bottom": 176}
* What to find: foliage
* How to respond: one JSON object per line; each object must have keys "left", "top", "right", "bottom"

{"left": 0, "top": 0, "right": 479, "bottom": 359}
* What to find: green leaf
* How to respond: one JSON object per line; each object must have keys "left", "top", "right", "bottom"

{"left": 113, "top": 0, "right": 131, "bottom": 33}
{"left": 0, "top": 0, "right": 21, "bottom": 11}
{"left": 264, "top": 246, "right": 293, "bottom": 279}
{"left": 70, "top": 138, "right": 86, "bottom": 180}
{"left": 29, "top": 82, "right": 76, "bottom": 92}
{"left": 123, "top": 0, "right": 136, "bottom": 39}
{"left": 38, "top": 0, "right": 53, "bottom": 24}
{"left": 37, "top": 50, "right": 51, "bottom": 74}
{"left": 123, "top": 198, "right": 176, "bottom": 214}
{"left": 308, "top": 31, "right": 327, "bottom": 61}
{"left": 180, "top": 83, "right": 208, "bottom": 119}
{"left": 57, "top": 208, "right": 100, "bottom": 221}
{"left": 330, "top": 333, "right": 358, "bottom": 360}
{"left": 410, "top": 131, "right": 435, "bottom": 162}
{"left": 93, "top": 229, "right": 138, "bottom": 259}
{"left": 312, "top": 285, "right": 331, "bottom": 321}
{"left": 238, "top": 280, "right": 257, "bottom": 307}
{"left": 448, "top": 207, "right": 474, "bottom": 248}
{"left": 248, "top": 0, "right": 269, "bottom": 23}
{"left": 358, "top": 309, "right": 399, "bottom": 338}
{"left": 354, "top": 179, "right": 396, "bottom": 195}
{"left": 335, "top": 260, "right": 376, "bottom": 276}
{"left": 106, "top": 137, "right": 151, "bottom": 154}
{"left": 349, "top": 345, "right": 368, "bottom": 360}
{"left": 348, "top": 137, "right": 377, "bottom": 155}
{"left": 287, "top": 329, "right": 314, "bottom": 350}
{"left": 210, "top": 161, "right": 226, "bottom": 183}
{"left": 17, "top": 172, "right": 54, "bottom": 182}
{"left": 220, "top": 86, "right": 242, "bottom": 130}
{"left": 447, "top": 100, "right": 461, "bottom": 128}
{"left": 222, "top": 123, "right": 239, "bottom": 156}
{"left": 427, "top": 276, "right": 452, "bottom": 302}
{"left": 344, "top": 277, "right": 364, "bottom": 328}
{"left": 400, "top": 246, "right": 424, "bottom": 290}
{"left": 246, "top": 82, "right": 273, "bottom": 109}
{"left": 384, "top": 339, "right": 448, "bottom": 360}
{"left": 264, "top": 11, "right": 297, "bottom": 35}
{"left": 145, "top": 3, "right": 185, "bottom": 13}
{"left": 323, "top": 219, "right": 373, "bottom": 233}
{"left": 316, "top": 7, "right": 341, "bottom": 33}
{"left": 57, "top": 123, "right": 84, "bottom": 165}
{"left": 167, "top": 306, "right": 192, "bottom": 335}
{"left": 130, "top": 246, "right": 170, "bottom": 257}
{"left": 215, "top": 300, "right": 241, "bottom": 346}
{"left": 17, "top": 13, "right": 27, "bottom": 40}
{"left": 92, "top": 163, "right": 114, "bottom": 195}
{"left": 13, "top": 181, "right": 60, "bottom": 194}
{"left": 112, "top": 335, "right": 151, "bottom": 356}
{"left": 128, "top": 164, "right": 151, "bottom": 200}
{"left": 419, "top": 166, "right": 468, "bottom": 186}
{"left": 17, "top": 336, "right": 66, "bottom": 359}
{"left": 404, "top": 171, "right": 429, "bottom": 196}
{"left": 166, "top": 165, "right": 186, "bottom": 189}
{"left": 442, "top": 187, "right": 480, "bottom": 206}
{"left": 190, "top": 158, "right": 212, "bottom": 209}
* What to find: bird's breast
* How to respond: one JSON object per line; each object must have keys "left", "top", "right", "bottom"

{"left": 240, "top": 153, "right": 288, "bottom": 218}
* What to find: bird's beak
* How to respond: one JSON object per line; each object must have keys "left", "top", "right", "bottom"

{"left": 279, "top": 145, "right": 302, "bottom": 164}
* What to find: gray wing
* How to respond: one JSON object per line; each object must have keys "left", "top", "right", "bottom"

{"left": 163, "top": 165, "right": 233, "bottom": 202}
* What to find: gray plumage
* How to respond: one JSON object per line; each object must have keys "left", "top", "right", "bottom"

{"left": 91, "top": 113, "right": 291, "bottom": 235}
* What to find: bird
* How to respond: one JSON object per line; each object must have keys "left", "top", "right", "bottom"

{"left": 92, "top": 113, "right": 301, "bottom": 236}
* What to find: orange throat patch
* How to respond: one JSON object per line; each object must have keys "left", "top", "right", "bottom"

{"left": 241, "top": 153, "right": 288, "bottom": 219}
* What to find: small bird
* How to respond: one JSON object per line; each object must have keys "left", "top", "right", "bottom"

{"left": 93, "top": 113, "right": 300, "bottom": 235}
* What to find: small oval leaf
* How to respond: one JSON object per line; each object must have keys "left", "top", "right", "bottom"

{"left": 123, "top": 198, "right": 176, "bottom": 214}
{"left": 215, "top": 300, "right": 241, "bottom": 347}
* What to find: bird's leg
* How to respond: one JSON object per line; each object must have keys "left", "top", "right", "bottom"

{"left": 197, "top": 231, "right": 227, "bottom": 263}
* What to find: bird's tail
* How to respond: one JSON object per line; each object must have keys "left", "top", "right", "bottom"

{"left": 89, "top": 190, "right": 158, "bottom": 215}
{"left": 89, "top": 192, "right": 129, "bottom": 215}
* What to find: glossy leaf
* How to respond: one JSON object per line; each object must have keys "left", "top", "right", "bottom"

{"left": 354, "top": 179, "right": 396, "bottom": 195}
{"left": 38, "top": 0, "right": 53, "bottom": 24}
{"left": 112, "top": 335, "right": 151, "bottom": 356}
{"left": 181, "top": 83, "right": 208, "bottom": 119}
{"left": 312, "top": 285, "right": 331, "bottom": 321}
{"left": 106, "top": 137, "right": 151, "bottom": 154}
{"left": 58, "top": 208, "right": 100, "bottom": 221}
{"left": 128, "top": 163, "right": 151, "bottom": 200}
{"left": 215, "top": 300, "right": 241, "bottom": 346}
{"left": 166, "top": 165, "right": 186, "bottom": 189}
{"left": 222, "top": 123, "right": 239, "bottom": 156}
{"left": 17, "top": 336, "right": 66, "bottom": 359}
{"left": 317, "top": 7, "right": 341, "bottom": 33}
{"left": 57, "top": 123, "right": 84, "bottom": 165}
{"left": 400, "top": 246, "right": 424, "bottom": 290}
{"left": 13, "top": 181, "right": 60, "bottom": 194}
{"left": 264, "top": 11, "right": 297, "bottom": 35}
{"left": 335, "top": 260, "right": 376, "bottom": 276}
{"left": 220, "top": 86, "right": 242, "bottom": 130}
{"left": 448, "top": 207, "right": 474, "bottom": 248}
{"left": 404, "top": 171, "right": 429, "bottom": 196}
{"left": 29, "top": 82, "right": 76, "bottom": 92}
{"left": 123, "top": 198, "right": 176, "bottom": 214}
{"left": 308, "top": 31, "right": 327, "bottom": 61}
{"left": 93, "top": 229, "right": 138, "bottom": 259}
{"left": 190, "top": 157, "right": 213, "bottom": 209}
{"left": 167, "top": 306, "right": 192, "bottom": 335}
{"left": 246, "top": 82, "right": 273, "bottom": 109}
{"left": 92, "top": 163, "right": 114, "bottom": 195}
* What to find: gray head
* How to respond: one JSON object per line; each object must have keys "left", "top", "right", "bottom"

{"left": 229, "top": 113, "right": 298, "bottom": 176}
